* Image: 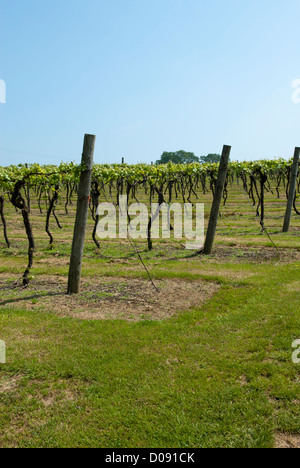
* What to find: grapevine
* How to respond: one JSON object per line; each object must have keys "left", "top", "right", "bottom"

{"left": 0, "top": 159, "right": 299, "bottom": 287}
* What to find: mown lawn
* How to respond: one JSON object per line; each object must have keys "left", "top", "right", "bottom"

{"left": 0, "top": 255, "right": 299, "bottom": 448}
{"left": 0, "top": 181, "right": 299, "bottom": 448}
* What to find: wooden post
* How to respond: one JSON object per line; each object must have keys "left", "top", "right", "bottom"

{"left": 25, "top": 164, "right": 31, "bottom": 213}
{"left": 283, "top": 147, "right": 300, "bottom": 232}
{"left": 203, "top": 145, "right": 231, "bottom": 254}
{"left": 122, "top": 157, "right": 125, "bottom": 164}
{"left": 67, "top": 134, "right": 96, "bottom": 294}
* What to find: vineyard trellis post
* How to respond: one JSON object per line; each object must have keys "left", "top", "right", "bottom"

{"left": 25, "top": 163, "right": 31, "bottom": 213}
{"left": 283, "top": 147, "right": 300, "bottom": 232}
{"left": 67, "top": 134, "right": 96, "bottom": 295}
{"left": 203, "top": 145, "right": 231, "bottom": 255}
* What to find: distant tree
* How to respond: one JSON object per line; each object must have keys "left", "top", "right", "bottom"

{"left": 199, "top": 154, "right": 222, "bottom": 164}
{"left": 156, "top": 150, "right": 200, "bottom": 165}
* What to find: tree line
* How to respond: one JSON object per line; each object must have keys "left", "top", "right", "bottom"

{"left": 156, "top": 151, "right": 222, "bottom": 165}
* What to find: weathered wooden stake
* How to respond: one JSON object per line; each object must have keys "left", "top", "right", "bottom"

{"left": 283, "top": 147, "right": 300, "bottom": 232}
{"left": 67, "top": 134, "right": 96, "bottom": 294}
{"left": 25, "top": 163, "right": 31, "bottom": 213}
{"left": 203, "top": 145, "right": 231, "bottom": 255}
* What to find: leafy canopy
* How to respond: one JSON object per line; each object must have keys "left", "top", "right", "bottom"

{"left": 199, "top": 154, "right": 222, "bottom": 163}
{"left": 156, "top": 151, "right": 224, "bottom": 165}
{"left": 156, "top": 151, "right": 200, "bottom": 165}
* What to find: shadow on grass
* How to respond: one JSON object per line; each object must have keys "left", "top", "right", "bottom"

{"left": 0, "top": 291, "right": 63, "bottom": 307}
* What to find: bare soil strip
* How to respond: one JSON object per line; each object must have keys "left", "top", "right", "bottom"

{"left": 0, "top": 274, "right": 219, "bottom": 321}
{"left": 275, "top": 433, "right": 300, "bottom": 448}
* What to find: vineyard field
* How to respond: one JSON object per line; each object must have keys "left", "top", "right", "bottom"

{"left": 0, "top": 161, "right": 299, "bottom": 448}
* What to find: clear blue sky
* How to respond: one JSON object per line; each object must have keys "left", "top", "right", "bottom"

{"left": 1, "top": 0, "right": 300, "bottom": 165}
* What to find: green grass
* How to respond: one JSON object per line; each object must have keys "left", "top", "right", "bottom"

{"left": 0, "top": 181, "right": 299, "bottom": 448}
{"left": 0, "top": 262, "right": 299, "bottom": 447}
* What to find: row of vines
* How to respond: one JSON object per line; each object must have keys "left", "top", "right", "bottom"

{"left": 0, "top": 159, "right": 299, "bottom": 286}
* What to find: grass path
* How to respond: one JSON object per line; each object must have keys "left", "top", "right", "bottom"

{"left": 0, "top": 181, "right": 299, "bottom": 447}
{"left": 0, "top": 258, "right": 299, "bottom": 447}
